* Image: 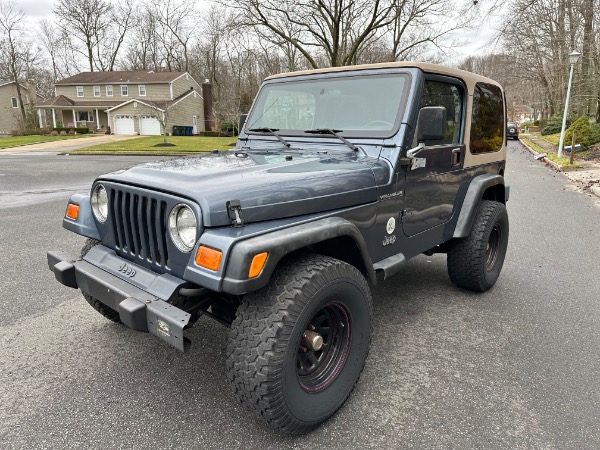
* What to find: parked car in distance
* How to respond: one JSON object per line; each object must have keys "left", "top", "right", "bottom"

{"left": 507, "top": 121, "right": 520, "bottom": 140}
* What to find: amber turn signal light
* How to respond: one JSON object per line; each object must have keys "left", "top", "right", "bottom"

{"left": 248, "top": 252, "right": 268, "bottom": 278}
{"left": 195, "top": 246, "right": 222, "bottom": 271}
{"left": 66, "top": 203, "right": 79, "bottom": 220}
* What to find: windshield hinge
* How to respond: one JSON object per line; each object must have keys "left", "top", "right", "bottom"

{"left": 227, "top": 200, "right": 244, "bottom": 227}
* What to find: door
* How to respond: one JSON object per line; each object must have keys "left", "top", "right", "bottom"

{"left": 140, "top": 116, "right": 161, "bottom": 135}
{"left": 192, "top": 115, "right": 197, "bottom": 134}
{"left": 114, "top": 115, "right": 135, "bottom": 135}
{"left": 402, "top": 77, "right": 466, "bottom": 237}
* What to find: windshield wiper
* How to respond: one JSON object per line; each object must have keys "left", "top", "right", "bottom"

{"left": 304, "top": 128, "right": 358, "bottom": 151}
{"left": 248, "top": 127, "right": 291, "bottom": 148}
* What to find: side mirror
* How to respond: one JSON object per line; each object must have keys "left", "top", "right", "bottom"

{"left": 415, "top": 106, "right": 447, "bottom": 144}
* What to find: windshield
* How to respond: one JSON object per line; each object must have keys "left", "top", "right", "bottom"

{"left": 245, "top": 73, "right": 409, "bottom": 138}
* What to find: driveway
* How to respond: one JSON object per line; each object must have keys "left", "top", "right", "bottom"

{"left": 0, "top": 134, "right": 142, "bottom": 154}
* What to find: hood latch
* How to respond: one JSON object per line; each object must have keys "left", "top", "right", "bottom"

{"left": 227, "top": 200, "right": 244, "bottom": 227}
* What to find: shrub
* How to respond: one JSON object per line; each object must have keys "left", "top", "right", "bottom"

{"left": 59, "top": 130, "right": 67, "bottom": 136}
{"left": 68, "top": 129, "right": 75, "bottom": 135}
{"left": 565, "top": 117, "right": 591, "bottom": 147}
{"left": 50, "top": 130, "right": 59, "bottom": 136}
{"left": 197, "top": 130, "right": 231, "bottom": 137}
{"left": 588, "top": 123, "right": 600, "bottom": 146}
{"left": 220, "top": 119, "right": 239, "bottom": 136}
{"left": 541, "top": 117, "right": 566, "bottom": 135}
{"left": 10, "top": 128, "right": 45, "bottom": 136}
{"left": 51, "top": 127, "right": 89, "bottom": 134}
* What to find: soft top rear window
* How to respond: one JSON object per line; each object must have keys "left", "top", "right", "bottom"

{"left": 470, "top": 82, "right": 504, "bottom": 154}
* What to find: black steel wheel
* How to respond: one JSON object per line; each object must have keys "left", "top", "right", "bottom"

{"left": 447, "top": 200, "right": 509, "bottom": 292}
{"left": 296, "top": 302, "right": 351, "bottom": 392}
{"left": 226, "top": 253, "right": 372, "bottom": 435}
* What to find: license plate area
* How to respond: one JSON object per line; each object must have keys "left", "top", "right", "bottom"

{"left": 146, "top": 300, "right": 191, "bottom": 352}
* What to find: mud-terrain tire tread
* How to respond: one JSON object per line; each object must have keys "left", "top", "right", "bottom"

{"left": 80, "top": 238, "right": 122, "bottom": 324}
{"left": 226, "top": 253, "right": 372, "bottom": 435}
{"left": 447, "top": 200, "right": 509, "bottom": 292}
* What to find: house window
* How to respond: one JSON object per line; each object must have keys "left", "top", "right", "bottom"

{"left": 106, "top": 85, "right": 113, "bottom": 96}
{"left": 77, "top": 111, "right": 93, "bottom": 122}
{"left": 76, "top": 86, "right": 84, "bottom": 97}
{"left": 121, "top": 85, "right": 128, "bottom": 96}
{"left": 93, "top": 86, "right": 101, "bottom": 97}
{"left": 11, "top": 97, "right": 18, "bottom": 108}
{"left": 139, "top": 85, "right": 146, "bottom": 96}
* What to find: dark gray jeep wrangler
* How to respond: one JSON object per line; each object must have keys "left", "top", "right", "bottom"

{"left": 48, "top": 62, "right": 509, "bottom": 434}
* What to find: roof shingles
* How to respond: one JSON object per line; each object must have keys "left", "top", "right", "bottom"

{"left": 55, "top": 71, "right": 186, "bottom": 85}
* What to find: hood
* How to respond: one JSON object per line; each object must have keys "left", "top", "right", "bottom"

{"left": 99, "top": 150, "right": 384, "bottom": 227}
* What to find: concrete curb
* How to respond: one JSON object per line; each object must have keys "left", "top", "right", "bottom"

{"left": 519, "top": 137, "right": 563, "bottom": 171}
{"left": 591, "top": 185, "right": 600, "bottom": 199}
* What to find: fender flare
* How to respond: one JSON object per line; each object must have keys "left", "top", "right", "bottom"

{"left": 453, "top": 174, "right": 507, "bottom": 238}
{"left": 221, "top": 217, "right": 375, "bottom": 295}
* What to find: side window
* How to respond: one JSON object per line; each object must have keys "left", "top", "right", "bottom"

{"left": 420, "top": 80, "right": 464, "bottom": 145}
{"left": 470, "top": 82, "right": 504, "bottom": 153}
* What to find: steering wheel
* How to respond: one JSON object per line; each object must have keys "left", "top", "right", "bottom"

{"left": 365, "top": 120, "right": 393, "bottom": 127}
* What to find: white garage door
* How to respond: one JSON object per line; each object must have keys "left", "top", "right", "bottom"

{"left": 114, "top": 115, "right": 135, "bottom": 135}
{"left": 140, "top": 116, "right": 161, "bottom": 135}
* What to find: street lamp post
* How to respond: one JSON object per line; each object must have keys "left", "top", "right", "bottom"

{"left": 557, "top": 50, "right": 582, "bottom": 158}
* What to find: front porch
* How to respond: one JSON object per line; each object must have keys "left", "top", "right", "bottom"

{"left": 37, "top": 107, "right": 110, "bottom": 132}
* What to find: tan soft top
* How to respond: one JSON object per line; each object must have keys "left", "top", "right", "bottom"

{"left": 265, "top": 61, "right": 501, "bottom": 89}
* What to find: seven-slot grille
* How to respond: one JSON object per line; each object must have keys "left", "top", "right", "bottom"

{"left": 109, "top": 187, "right": 170, "bottom": 268}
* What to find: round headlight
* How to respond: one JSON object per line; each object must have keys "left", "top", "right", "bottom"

{"left": 168, "top": 204, "right": 197, "bottom": 252}
{"left": 91, "top": 184, "right": 108, "bottom": 223}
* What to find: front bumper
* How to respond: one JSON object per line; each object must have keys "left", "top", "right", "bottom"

{"left": 47, "top": 246, "right": 191, "bottom": 352}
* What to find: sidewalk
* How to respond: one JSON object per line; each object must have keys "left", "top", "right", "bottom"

{"left": 520, "top": 133, "right": 600, "bottom": 199}
{"left": 0, "top": 134, "right": 142, "bottom": 154}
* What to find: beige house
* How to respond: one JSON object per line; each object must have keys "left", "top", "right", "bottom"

{"left": 0, "top": 80, "right": 40, "bottom": 134}
{"left": 37, "top": 71, "right": 207, "bottom": 135}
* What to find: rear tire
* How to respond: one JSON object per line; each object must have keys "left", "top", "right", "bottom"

{"left": 226, "top": 253, "right": 372, "bottom": 434}
{"left": 80, "top": 238, "right": 122, "bottom": 324}
{"left": 447, "top": 201, "right": 509, "bottom": 292}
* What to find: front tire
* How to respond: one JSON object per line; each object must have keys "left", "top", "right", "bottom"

{"left": 447, "top": 200, "right": 509, "bottom": 292}
{"left": 226, "top": 253, "right": 372, "bottom": 435}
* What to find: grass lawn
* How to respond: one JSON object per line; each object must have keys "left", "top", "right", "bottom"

{"left": 520, "top": 136, "right": 581, "bottom": 168}
{"left": 537, "top": 132, "right": 560, "bottom": 145}
{"left": 0, "top": 134, "right": 94, "bottom": 149}
{"left": 69, "top": 136, "right": 237, "bottom": 155}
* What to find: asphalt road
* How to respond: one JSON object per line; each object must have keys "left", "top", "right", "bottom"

{"left": 1, "top": 143, "right": 599, "bottom": 449}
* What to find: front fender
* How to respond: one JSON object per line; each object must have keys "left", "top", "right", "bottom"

{"left": 220, "top": 217, "right": 374, "bottom": 295}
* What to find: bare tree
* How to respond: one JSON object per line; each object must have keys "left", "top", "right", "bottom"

{"left": 0, "top": 0, "right": 27, "bottom": 121}
{"left": 53, "top": 0, "right": 113, "bottom": 72}
{"left": 221, "top": 0, "right": 474, "bottom": 68}
{"left": 96, "top": 0, "right": 135, "bottom": 71}
{"left": 149, "top": 0, "right": 198, "bottom": 72}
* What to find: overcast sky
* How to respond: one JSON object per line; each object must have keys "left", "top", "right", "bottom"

{"left": 19, "top": 0, "right": 503, "bottom": 65}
